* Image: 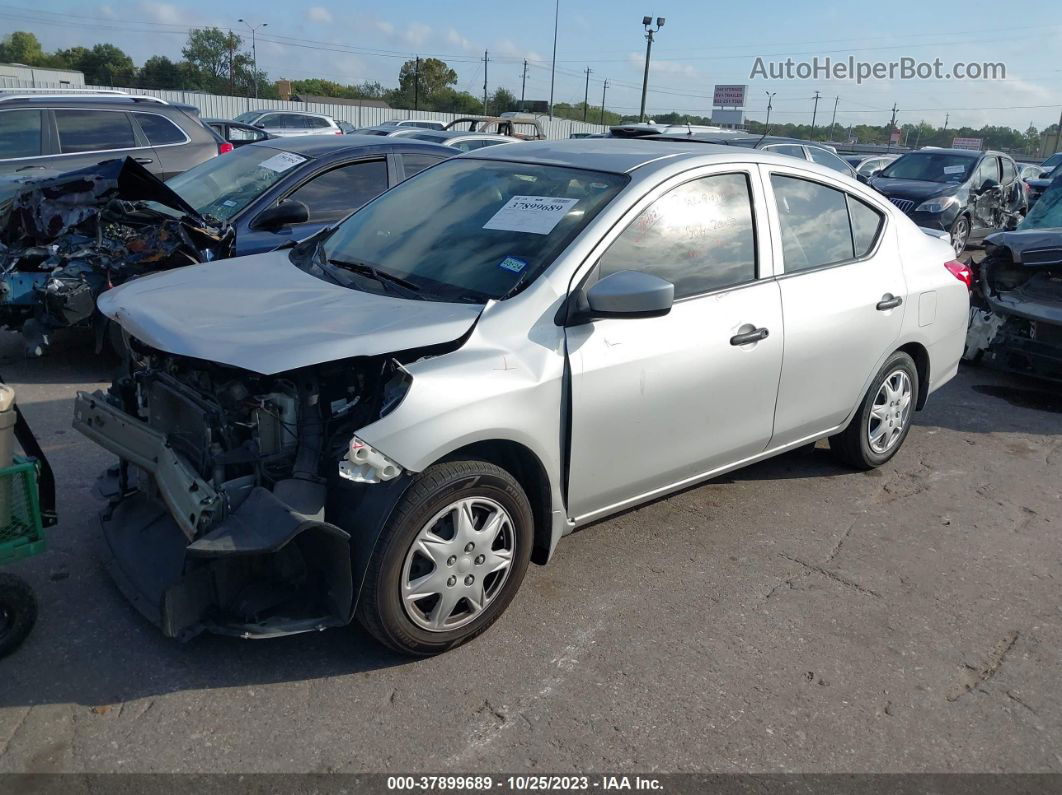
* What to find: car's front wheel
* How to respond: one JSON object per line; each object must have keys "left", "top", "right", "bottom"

{"left": 950, "top": 214, "right": 971, "bottom": 257}
{"left": 829, "top": 351, "right": 919, "bottom": 470}
{"left": 356, "top": 460, "right": 533, "bottom": 655}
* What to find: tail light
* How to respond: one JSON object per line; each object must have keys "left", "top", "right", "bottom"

{"left": 334, "top": 129, "right": 343, "bottom": 135}
{"left": 218, "top": 141, "right": 234, "bottom": 155}
{"left": 945, "top": 259, "right": 973, "bottom": 289}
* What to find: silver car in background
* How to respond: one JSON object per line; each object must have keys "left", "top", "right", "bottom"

{"left": 74, "top": 140, "right": 969, "bottom": 656}
{"left": 233, "top": 109, "right": 344, "bottom": 137}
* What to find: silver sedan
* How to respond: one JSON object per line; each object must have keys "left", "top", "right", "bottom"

{"left": 77, "top": 140, "right": 970, "bottom": 655}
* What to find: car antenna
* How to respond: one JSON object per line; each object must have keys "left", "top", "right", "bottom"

{"left": 757, "top": 91, "right": 776, "bottom": 147}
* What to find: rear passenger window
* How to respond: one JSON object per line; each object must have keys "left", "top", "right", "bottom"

{"left": 0, "top": 110, "right": 43, "bottom": 158}
{"left": 598, "top": 173, "right": 757, "bottom": 299}
{"left": 808, "top": 147, "right": 854, "bottom": 175}
{"left": 400, "top": 152, "right": 444, "bottom": 177}
{"left": 135, "top": 113, "right": 186, "bottom": 145}
{"left": 849, "top": 197, "right": 884, "bottom": 257}
{"left": 772, "top": 175, "right": 853, "bottom": 271}
{"left": 56, "top": 110, "right": 136, "bottom": 153}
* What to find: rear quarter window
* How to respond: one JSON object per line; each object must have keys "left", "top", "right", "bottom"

{"left": 0, "top": 109, "right": 43, "bottom": 158}
{"left": 135, "top": 113, "right": 187, "bottom": 145}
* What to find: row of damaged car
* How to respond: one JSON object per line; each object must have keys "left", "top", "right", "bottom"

{"left": 0, "top": 135, "right": 457, "bottom": 355}
{"left": 964, "top": 170, "right": 1062, "bottom": 381}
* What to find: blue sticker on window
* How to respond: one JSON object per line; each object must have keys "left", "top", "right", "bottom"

{"left": 498, "top": 256, "right": 528, "bottom": 273}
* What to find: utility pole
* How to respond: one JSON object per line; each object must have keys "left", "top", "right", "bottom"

{"left": 238, "top": 19, "right": 267, "bottom": 98}
{"left": 829, "top": 95, "right": 839, "bottom": 141}
{"left": 639, "top": 16, "right": 665, "bottom": 123}
{"left": 482, "top": 50, "right": 489, "bottom": 116}
{"left": 600, "top": 78, "right": 609, "bottom": 125}
{"left": 888, "top": 103, "right": 899, "bottom": 151}
{"left": 914, "top": 120, "right": 925, "bottom": 148}
{"left": 943, "top": 113, "right": 949, "bottom": 130}
{"left": 520, "top": 59, "right": 528, "bottom": 112}
{"left": 227, "top": 35, "right": 235, "bottom": 95}
{"left": 762, "top": 91, "right": 776, "bottom": 137}
{"left": 414, "top": 56, "right": 420, "bottom": 110}
{"left": 810, "top": 91, "right": 821, "bottom": 139}
{"left": 549, "top": 0, "right": 559, "bottom": 119}
{"left": 583, "top": 67, "right": 592, "bottom": 121}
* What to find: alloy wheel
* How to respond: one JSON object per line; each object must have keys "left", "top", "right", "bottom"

{"left": 867, "top": 370, "right": 913, "bottom": 454}
{"left": 951, "top": 217, "right": 970, "bottom": 256}
{"left": 400, "top": 497, "right": 515, "bottom": 632}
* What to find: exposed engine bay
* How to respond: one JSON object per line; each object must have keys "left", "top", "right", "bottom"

{"left": 73, "top": 338, "right": 414, "bottom": 640}
{"left": 0, "top": 158, "right": 232, "bottom": 355}
{"left": 965, "top": 230, "right": 1062, "bottom": 381}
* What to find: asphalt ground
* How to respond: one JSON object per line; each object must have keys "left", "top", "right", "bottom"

{"left": 0, "top": 316, "right": 1059, "bottom": 774}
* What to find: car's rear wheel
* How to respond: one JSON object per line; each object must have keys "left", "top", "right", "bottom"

{"left": 356, "top": 460, "right": 532, "bottom": 656}
{"left": 950, "top": 215, "right": 970, "bottom": 257}
{"left": 829, "top": 351, "right": 919, "bottom": 470}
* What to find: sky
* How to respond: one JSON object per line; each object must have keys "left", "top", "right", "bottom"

{"left": 4, "top": 0, "right": 1062, "bottom": 130}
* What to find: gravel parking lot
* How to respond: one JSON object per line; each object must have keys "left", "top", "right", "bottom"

{"left": 0, "top": 326, "right": 1059, "bottom": 774}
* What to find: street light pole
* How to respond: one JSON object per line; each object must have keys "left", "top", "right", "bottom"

{"left": 548, "top": 0, "right": 559, "bottom": 119}
{"left": 238, "top": 18, "right": 267, "bottom": 98}
{"left": 638, "top": 16, "right": 664, "bottom": 123}
{"left": 583, "top": 67, "right": 591, "bottom": 121}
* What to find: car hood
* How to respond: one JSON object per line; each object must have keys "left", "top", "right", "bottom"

{"left": 984, "top": 230, "right": 1062, "bottom": 265}
{"left": 98, "top": 250, "right": 484, "bottom": 375}
{"left": 871, "top": 178, "right": 960, "bottom": 201}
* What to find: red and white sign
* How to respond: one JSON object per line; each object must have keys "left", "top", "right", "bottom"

{"left": 712, "top": 84, "right": 747, "bottom": 107}
{"left": 889, "top": 129, "right": 901, "bottom": 144}
{"left": 951, "top": 137, "right": 983, "bottom": 151}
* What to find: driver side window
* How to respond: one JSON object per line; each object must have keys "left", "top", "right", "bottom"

{"left": 973, "top": 157, "right": 1000, "bottom": 186}
{"left": 286, "top": 159, "right": 389, "bottom": 222}
{"left": 597, "top": 173, "right": 758, "bottom": 300}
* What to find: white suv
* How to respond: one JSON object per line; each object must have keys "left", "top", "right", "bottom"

{"left": 233, "top": 110, "right": 343, "bottom": 137}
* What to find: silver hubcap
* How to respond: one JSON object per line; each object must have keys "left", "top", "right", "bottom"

{"left": 868, "top": 370, "right": 913, "bottom": 454}
{"left": 401, "top": 497, "right": 515, "bottom": 632}
{"left": 952, "top": 219, "right": 969, "bottom": 256}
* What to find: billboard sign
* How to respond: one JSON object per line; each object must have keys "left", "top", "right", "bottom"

{"left": 951, "top": 137, "right": 983, "bottom": 151}
{"left": 713, "top": 84, "right": 747, "bottom": 107}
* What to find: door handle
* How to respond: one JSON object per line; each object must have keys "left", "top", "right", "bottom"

{"left": 876, "top": 295, "right": 903, "bottom": 311}
{"left": 134, "top": 157, "right": 154, "bottom": 165}
{"left": 730, "top": 327, "right": 769, "bottom": 346}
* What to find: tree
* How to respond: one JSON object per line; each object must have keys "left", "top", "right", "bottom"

{"left": 395, "top": 57, "right": 457, "bottom": 108}
{"left": 0, "top": 31, "right": 46, "bottom": 65}
{"left": 80, "top": 43, "right": 136, "bottom": 85}
{"left": 182, "top": 27, "right": 250, "bottom": 93}
{"left": 489, "top": 87, "right": 518, "bottom": 114}
{"left": 138, "top": 55, "right": 183, "bottom": 89}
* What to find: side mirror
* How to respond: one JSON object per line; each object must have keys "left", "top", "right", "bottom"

{"left": 979, "top": 178, "right": 1001, "bottom": 193}
{"left": 252, "top": 199, "right": 310, "bottom": 230}
{"left": 583, "top": 271, "right": 674, "bottom": 320}
{"left": 870, "top": 168, "right": 884, "bottom": 178}
{"left": 253, "top": 121, "right": 267, "bottom": 129}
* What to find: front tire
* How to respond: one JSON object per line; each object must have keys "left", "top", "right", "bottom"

{"left": 829, "top": 352, "right": 919, "bottom": 470}
{"left": 356, "top": 460, "right": 533, "bottom": 656}
{"left": 950, "top": 214, "right": 971, "bottom": 257}
{"left": 0, "top": 574, "right": 38, "bottom": 659}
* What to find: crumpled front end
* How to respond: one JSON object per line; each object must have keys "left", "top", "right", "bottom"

{"left": 965, "top": 231, "right": 1062, "bottom": 381}
{"left": 0, "top": 157, "right": 232, "bottom": 355}
{"left": 73, "top": 340, "right": 415, "bottom": 640}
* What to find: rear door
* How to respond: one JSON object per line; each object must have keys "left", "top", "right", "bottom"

{"left": 51, "top": 108, "right": 161, "bottom": 175}
{"left": 764, "top": 166, "right": 905, "bottom": 446}
{"left": 566, "top": 166, "right": 783, "bottom": 521}
{"left": 0, "top": 108, "right": 47, "bottom": 173}
{"left": 131, "top": 111, "right": 191, "bottom": 179}
{"left": 236, "top": 157, "right": 391, "bottom": 255}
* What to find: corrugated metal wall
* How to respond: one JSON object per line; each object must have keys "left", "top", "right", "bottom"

{"left": 0, "top": 78, "right": 610, "bottom": 138}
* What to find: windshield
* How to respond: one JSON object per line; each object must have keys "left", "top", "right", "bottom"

{"left": 878, "top": 153, "right": 977, "bottom": 183}
{"left": 234, "top": 111, "right": 263, "bottom": 124}
{"left": 1042, "top": 153, "right": 1062, "bottom": 170}
{"left": 164, "top": 146, "right": 311, "bottom": 221}
{"left": 1019, "top": 175, "right": 1062, "bottom": 230}
{"left": 314, "top": 158, "right": 627, "bottom": 302}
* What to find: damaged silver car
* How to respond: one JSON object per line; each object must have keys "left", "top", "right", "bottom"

{"left": 74, "top": 140, "right": 969, "bottom": 655}
{"left": 964, "top": 173, "right": 1062, "bottom": 380}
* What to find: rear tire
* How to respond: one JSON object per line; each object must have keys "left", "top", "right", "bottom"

{"left": 356, "top": 460, "right": 533, "bottom": 656}
{"left": 829, "top": 352, "right": 919, "bottom": 470}
{"left": 0, "top": 574, "right": 38, "bottom": 659}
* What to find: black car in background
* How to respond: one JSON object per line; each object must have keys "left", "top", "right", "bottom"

{"left": 162, "top": 135, "right": 455, "bottom": 256}
{"left": 204, "top": 118, "right": 275, "bottom": 148}
{"left": 870, "top": 148, "right": 1025, "bottom": 256}
{"left": 0, "top": 91, "right": 225, "bottom": 179}
{"left": 1021, "top": 163, "right": 1061, "bottom": 209}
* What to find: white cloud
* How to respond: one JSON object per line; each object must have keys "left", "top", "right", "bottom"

{"left": 403, "top": 23, "right": 431, "bottom": 47}
{"left": 98, "top": 4, "right": 116, "bottom": 19}
{"left": 306, "top": 6, "right": 333, "bottom": 24}
{"left": 374, "top": 20, "right": 395, "bottom": 35}
{"left": 626, "top": 52, "right": 697, "bottom": 79}
{"left": 137, "top": 1, "right": 183, "bottom": 25}
{"left": 447, "top": 27, "right": 474, "bottom": 51}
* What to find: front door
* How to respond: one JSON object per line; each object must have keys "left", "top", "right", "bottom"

{"left": 970, "top": 156, "right": 1003, "bottom": 233}
{"left": 566, "top": 169, "right": 783, "bottom": 521}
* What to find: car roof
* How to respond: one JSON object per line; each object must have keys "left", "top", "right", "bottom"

{"left": 464, "top": 138, "right": 817, "bottom": 174}
{"left": 905, "top": 148, "right": 987, "bottom": 157}
{"left": 248, "top": 135, "right": 452, "bottom": 157}
{"left": 411, "top": 130, "right": 509, "bottom": 141}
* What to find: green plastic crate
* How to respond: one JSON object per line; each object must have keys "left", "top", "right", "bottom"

{"left": 0, "top": 458, "right": 46, "bottom": 565}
